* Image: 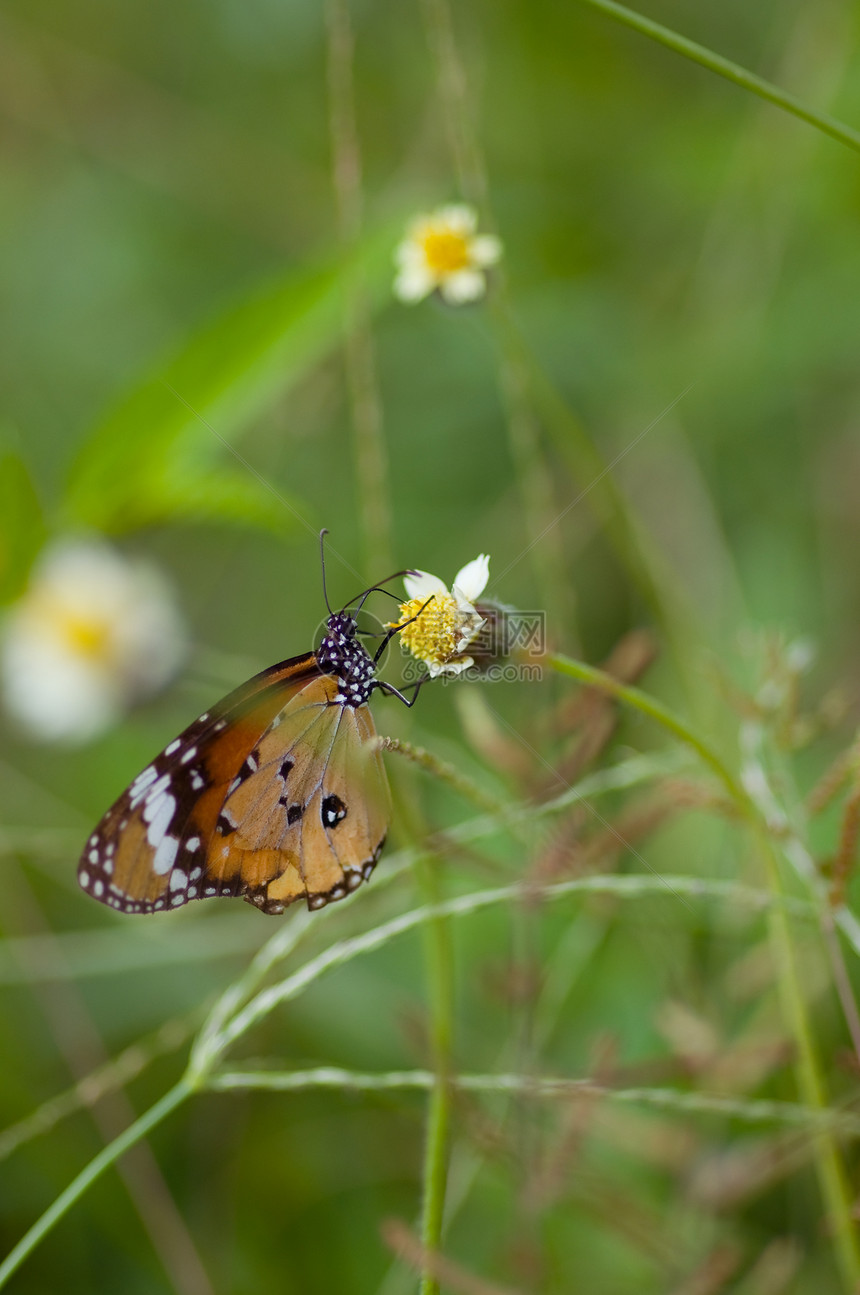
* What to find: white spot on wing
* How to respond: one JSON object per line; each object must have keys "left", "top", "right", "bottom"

{"left": 145, "top": 793, "right": 176, "bottom": 847}
{"left": 153, "top": 834, "right": 179, "bottom": 875}
{"left": 165, "top": 739, "right": 181, "bottom": 755}
{"left": 129, "top": 765, "right": 158, "bottom": 806}
{"left": 143, "top": 774, "right": 171, "bottom": 805}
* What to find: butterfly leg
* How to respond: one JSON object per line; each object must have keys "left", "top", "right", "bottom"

{"left": 376, "top": 676, "right": 431, "bottom": 708}
{"left": 371, "top": 596, "right": 436, "bottom": 664}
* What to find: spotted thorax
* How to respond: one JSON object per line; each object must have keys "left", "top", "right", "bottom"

{"left": 315, "top": 611, "right": 377, "bottom": 707}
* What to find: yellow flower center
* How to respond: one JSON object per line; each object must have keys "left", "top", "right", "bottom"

{"left": 420, "top": 229, "right": 471, "bottom": 275}
{"left": 60, "top": 613, "right": 112, "bottom": 659}
{"left": 392, "top": 593, "right": 463, "bottom": 666}
{"left": 32, "top": 595, "right": 114, "bottom": 661}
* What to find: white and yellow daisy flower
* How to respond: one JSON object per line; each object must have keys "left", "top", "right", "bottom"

{"left": 394, "top": 205, "right": 502, "bottom": 306}
{"left": 391, "top": 554, "right": 490, "bottom": 677}
{"left": 1, "top": 539, "right": 186, "bottom": 743}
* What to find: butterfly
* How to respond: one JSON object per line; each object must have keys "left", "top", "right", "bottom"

{"left": 78, "top": 545, "right": 427, "bottom": 916}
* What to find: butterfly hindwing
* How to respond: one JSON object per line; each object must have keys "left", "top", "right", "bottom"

{"left": 312, "top": 702, "right": 389, "bottom": 894}
{"left": 209, "top": 674, "right": 390, "bottom": 913}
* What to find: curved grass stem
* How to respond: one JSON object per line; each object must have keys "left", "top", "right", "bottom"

{"left": 0, "top": 1080, "right": 193, "bottom": 1292}
{"left": 547, "top": 650, "right": 860, "bottom": 1289}
{"left": 417, "top": 858, "right": 453, "bottom": 1295}
{"left": 578, "top": 0, "right": 860, "bottom": 154}
{"left": 207, "top": 1066, "right": 860, "bottom": 1136}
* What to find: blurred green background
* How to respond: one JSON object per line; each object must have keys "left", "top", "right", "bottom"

{"left": 2, "top": 0, "right": 860, "bottom": 1291}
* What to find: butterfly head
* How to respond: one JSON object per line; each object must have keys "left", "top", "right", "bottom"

{"left": 316, "top": 610, "right": 377, "bottom": 707}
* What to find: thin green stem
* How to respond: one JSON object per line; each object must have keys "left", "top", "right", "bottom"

{"left": 416, "top": 853, "right": 453, "bottom": 1295}
{"left": 326, "top": 0, "right": 391, "bottom": 574}
{"left": 0, "top": 1079, "right": 192, "bottom": 1291}
{"left": 546, "top": 652, "right": 746, "bottom": 803}
{"left": 547, "top": 651, "right": 860, "bottom": 1287}
{"left": 207, "top": 1067, "right": 860, "bottom": 1136}
{"left": 755, "top": 825, "right": 860, "bottom": 1288}
{"left": 0, "top": 1016, "right": 193, "bottom": 1163}
{"left": 421, "top": 0, "right": 570, "bottom": 623}
{"left": 577, "top": 0, "right": 860, "bottom": 154}
{"left": 492, "top": 311, "right": 700, "bottom": 704}
{"left": 380, "top": 737, "right": 506, "bottom": 815}
{"left": 211, "top": 873, "right": 813, "bottom": 1062}
{"left": 741, "top": 724, "right": 860, "bottom": 1287}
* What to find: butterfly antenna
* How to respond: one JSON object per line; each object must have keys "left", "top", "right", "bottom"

{"left": 319, "top": 529, "right": 334, "bottom": 615}
{"left": 345, "top": 569, "right": 413, "bottom": 614}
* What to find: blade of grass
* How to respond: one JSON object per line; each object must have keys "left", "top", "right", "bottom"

{"left": 416, "top": 855, "right": 454, "bottom": 1295}
{"left": 546, "top": 650, "right": 860, "bottom": 1288}
{"left": 326, "top": 0, "right": 392, "bottom": 575}
{"left": 0, "top": 870, "right": 819, "bottom": 1283}
{"left": 207, "top": 1066, "right": 860, "bottom": 1136}
{"left": 577, "top": 0, "right": 860, "bottom": 154}
{"left": 0, "top": 1080, "right": 192, "bottom": 1292}
{"left": 204, "top": 873, "right": 815, "bottom": 1066}
{"left": 64, "top": 229, "right": 398, "bottom": 535}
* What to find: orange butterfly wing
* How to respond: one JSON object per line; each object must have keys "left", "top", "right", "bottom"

{"left": 78, "top": 652, "right": 389, "bottom": 915}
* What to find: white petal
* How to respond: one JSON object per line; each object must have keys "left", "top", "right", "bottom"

{"left": 439, "top": 269, "right": 486, "bottom": 304}
{"left": 405, "top": 215, "right": 434, "bottom": 241}
{"left": 470, "top": 234, "right": 502, "bottom": 267}
{"left": 403, "top": 570, "right": 449, "bottom": 601}
{"left": 394, "top": 239, "right": 427, "bottom": 268}
{"left": 0, "top": 538, "right": 184, "bottom": 743}
{"left": 394, "top": 265, "right": 436, "bottom": 303}
{"left": 439, "top": 204, "right": 477, "bottom": 234}
{"left": 438, "top": 656, "right": 474, "bottom": 677}
{"left": 456, "top": 612, "right": 485, "bottom": 652}
{"left": 1, "top": 630, "right": 120, "bottom": 742}
{"left": 452, "top": 554, "right": 490, "bottom": 602}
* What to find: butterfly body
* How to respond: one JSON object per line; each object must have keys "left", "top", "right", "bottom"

{"left": 79, "top": 610, "right": 391, "bottom": 916}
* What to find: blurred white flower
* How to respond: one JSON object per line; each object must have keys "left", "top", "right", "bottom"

{"left": 394, "top": 205, "right": 502, "bottom": 305}
{"left": 390, "top": 555, "right": 490, "bottom": 677}
{"left": 1, "top": 539, "right": 186, "bottom": 743}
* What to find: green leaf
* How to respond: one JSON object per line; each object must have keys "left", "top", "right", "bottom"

{"left": 139, "top": 467, "right": 305, "bottom": 534}
{"left": 0, "top": 438, "right": 47, "bottom": 604}
{"left": 63, "top": 228, "right": 396, "bottom": 534}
